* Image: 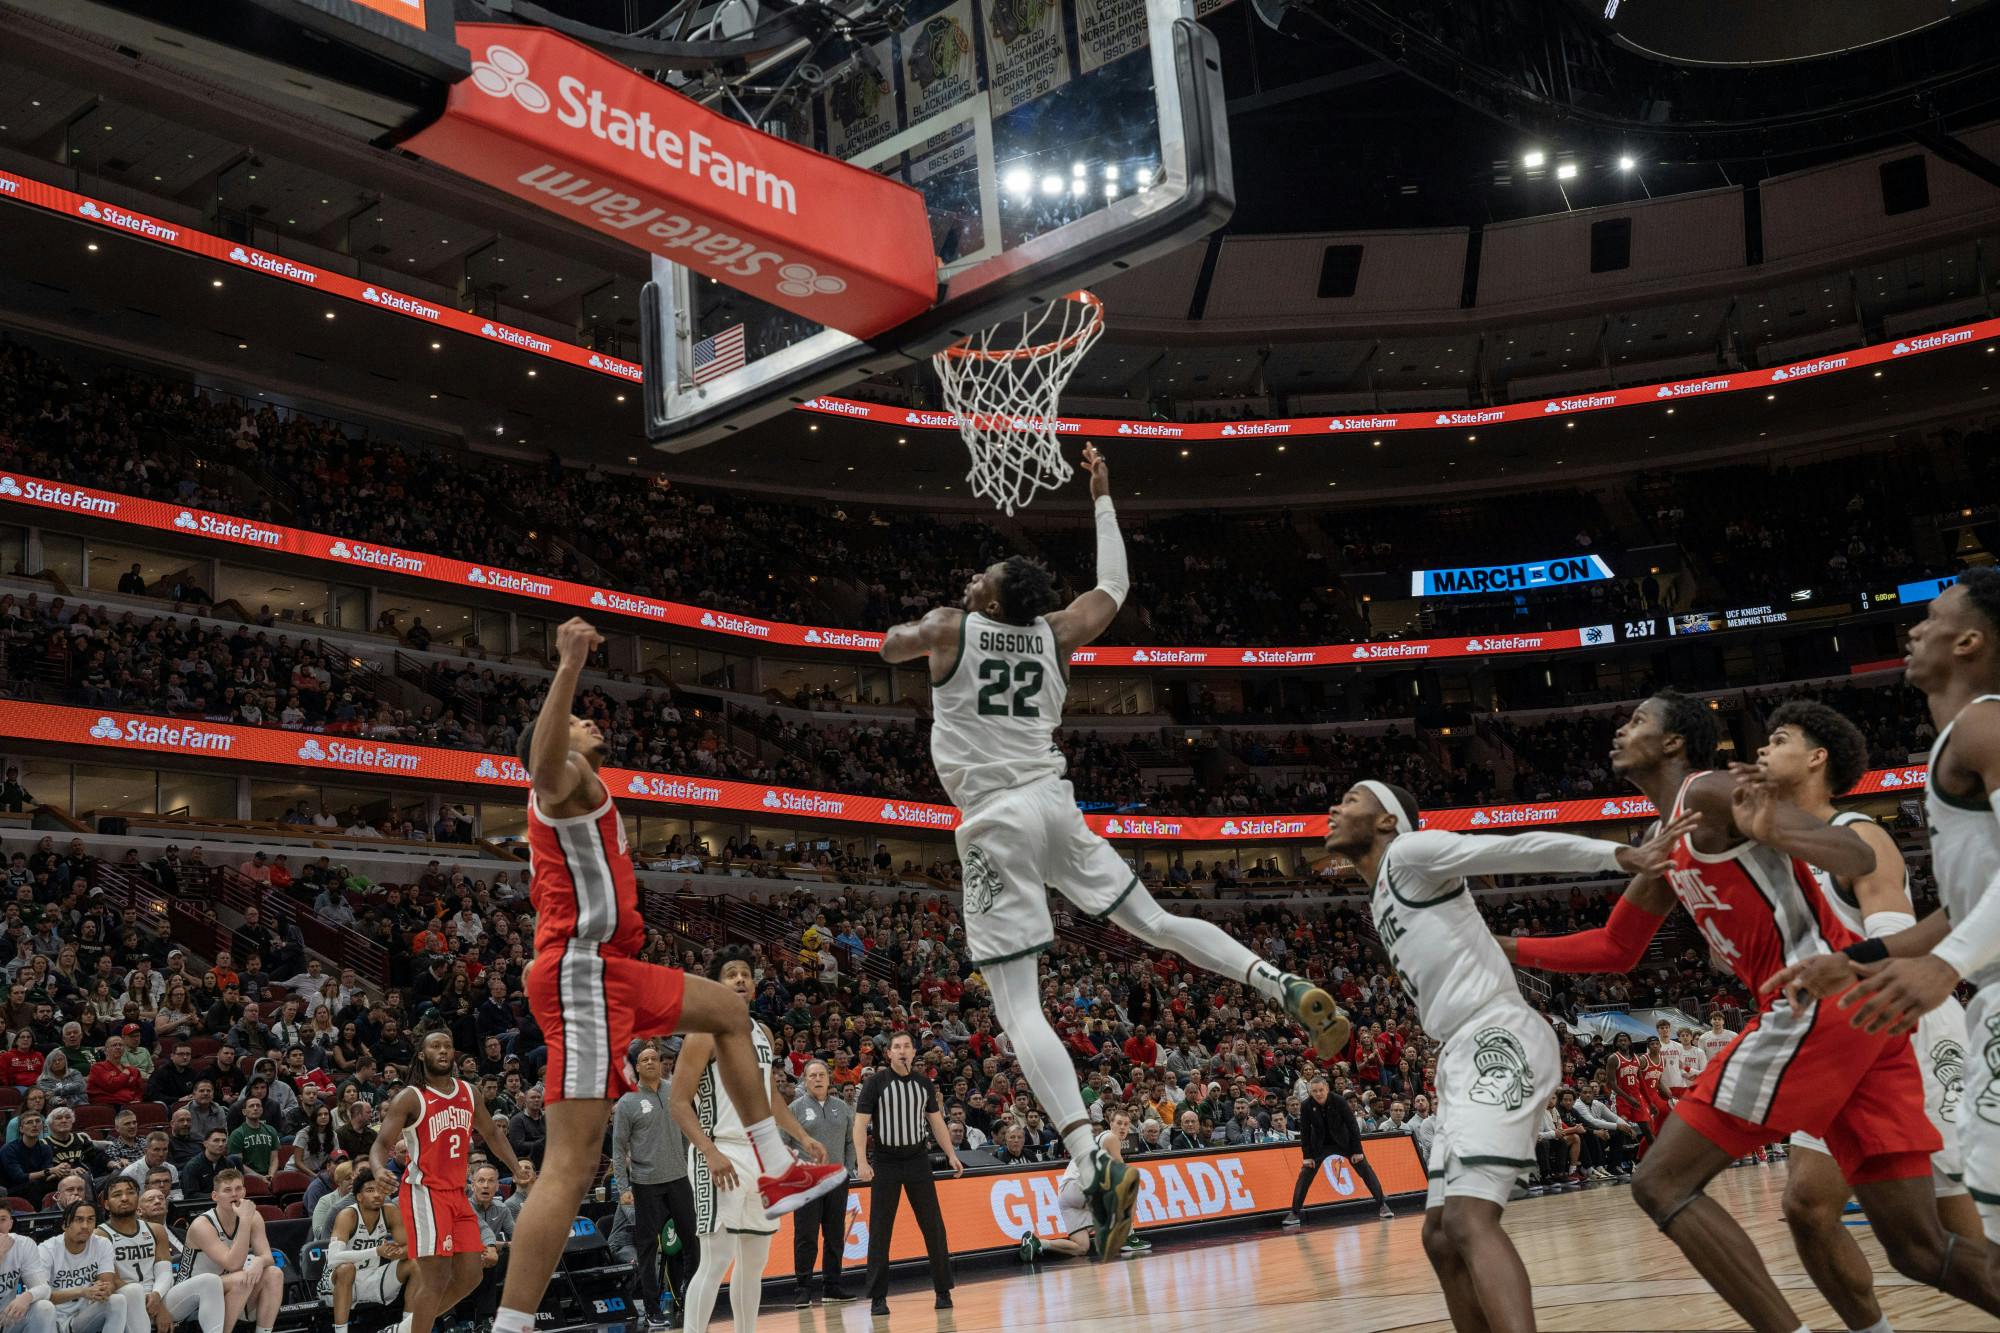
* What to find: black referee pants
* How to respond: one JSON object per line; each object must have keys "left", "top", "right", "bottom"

{"left": 864, "top": 1152, "right": 952, "bottom": 1299}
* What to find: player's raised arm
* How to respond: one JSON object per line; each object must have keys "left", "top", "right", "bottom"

{"left": 1501, "top": 819, "right": 1694, "bottom": 970}
{"left": 879, "top": 606, "right": 962, "bottom": 667}
{"left": 528, "top": 617, "right": 603, "bottom": 806}
{"left": 1045, "top": 444, "right": 1127, "bottom": 654}
{"left": 1723, "top": 764, "right": 1875, "bottom": 879}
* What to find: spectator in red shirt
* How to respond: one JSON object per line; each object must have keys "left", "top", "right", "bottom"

{"left": 206, "top": 948, "right": 239, "bottom": 995}
{"left": 1122, "top": 1025, "right": 1159, "bottom": 1067}
{"left": 0, "top": 1029, "right": 43, "bottom": 1089}
{"left": 86, "top": 1034, "right": 145, "bottom": 1104}
{"left": 239, "top": 851, "right": 273, "bottom": 884}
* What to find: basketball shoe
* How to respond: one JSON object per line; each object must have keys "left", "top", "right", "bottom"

{"left": 1085, "top": 1155, "right": 1140, "bottom": 1260}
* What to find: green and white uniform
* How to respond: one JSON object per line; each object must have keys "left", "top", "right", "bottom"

{"left": 931, "top": 611, "right": 1139, "bottom": 965}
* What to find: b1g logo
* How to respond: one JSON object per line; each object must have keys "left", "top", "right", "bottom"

{"left": 962, "top": 845, "right": 1003, "bottom": 916}
{"left": 1467, "top": 1027, "right": 1532, "bottom": 1111}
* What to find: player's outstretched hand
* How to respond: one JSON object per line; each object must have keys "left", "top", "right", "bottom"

{"left": 1726, "top": 763, "right": 1784, "bottom": 844}
{"left": 555, "top": 616, "right": 604, "bottom": 666}
{"left": 1840, "top": 954, "right": 1959, "bottom": 1035}
{"left": 1081, "top": 444, "right": 1110, "bottom": 501}
{"left": 1761, "top": 952, "right": 1860, "bottom": 1010}
{"left": 1614, "top": 812, "right": 1701, "bottom": 876}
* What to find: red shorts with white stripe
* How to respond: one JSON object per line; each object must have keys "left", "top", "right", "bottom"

{"left": 525, "top": 945, "right": 686, "bottom": 1104}
{"left": 399, "top": 1183, "right": 483, "bottom": 1258}
{"left": 1677, "top": 1000, "right": 1939, "bottom": 1184}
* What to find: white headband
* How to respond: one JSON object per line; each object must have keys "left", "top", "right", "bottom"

{"left": 1356, "top": 780, "right": 1415, "bottom": 834}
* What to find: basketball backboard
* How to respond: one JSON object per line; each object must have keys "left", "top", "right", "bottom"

{"left": 641, "top": 0, "right": 1231, "bottom": 448}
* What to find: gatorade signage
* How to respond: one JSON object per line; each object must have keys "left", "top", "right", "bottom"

{"left": 1411, "top": 553, "right": 1613, "bottom": 597}
{"left": 1, "top": 701, "right": 1925, "bottom": 840}
{"left": 402, "top": 25, "right": 936, "bottom": 337}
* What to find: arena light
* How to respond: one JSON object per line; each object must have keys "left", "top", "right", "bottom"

{"left": 1556, "top": 163, "right": 1578, "bottom": 180}
{"left": 1003, "top": 169, "right": 1030, "bottom": 196}
{"left": 1041, "top": 174, "right": 1063, "bottom": 196}
{"left": 1618, "top": 155, "right": 1636, "bottom": 171}
{"left": 1522, "top": 149, "right": 1546, "bottom": 168}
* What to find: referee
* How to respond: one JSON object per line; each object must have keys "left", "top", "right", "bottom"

{"left": 854, "top": 1032, "right": 963, "bottom": 1318}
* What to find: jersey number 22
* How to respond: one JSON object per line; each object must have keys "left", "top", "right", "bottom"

{"left": 976, "top": 659, "right": 1044, "bottom": 717}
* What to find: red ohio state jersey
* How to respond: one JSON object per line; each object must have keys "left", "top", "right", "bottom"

{"left": 1665, "top": 772, "right": 1858, "bottom": 1007}
{"left": 1613, "top": 1053, "right": 1643, "bottom": 1099}
{"left": 403, "top": 1078, "right": 475, "bottom": 1190}
{"left": 527, "top": 790, "right": 644, "bottom": 959}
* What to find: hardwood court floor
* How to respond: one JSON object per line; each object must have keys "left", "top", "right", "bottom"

{"left": 793, "top": 1163, "right": 2000, "bottom": 1332}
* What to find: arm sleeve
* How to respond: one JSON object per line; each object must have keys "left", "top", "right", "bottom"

{"left": 1932, "top": 858, "right": 2000, "bottom": 981}
{"left": 150, "top": 1261, "right": 172, "bottom": 1299}
{"left": 1092, "top": 497, "right": 1129, "bottom": 609}
{"left": 1514, "top": 896, "right": 1669, "bottom": 973}
{"left": 1389, "top": 830, "right": 1625, "bottom": 897}
{"left": 327, "top": 1235, "right": 379, "bottom": 1271}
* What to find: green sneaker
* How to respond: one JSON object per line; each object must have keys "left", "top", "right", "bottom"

{"left": 1122, "top": 1234, "right": 1151, "bottom": 1253}
{"left": 1283, "top": 976, "right": 1351, "bottom": 1060}
{"left": 1019, "top": 1233, "right": 1044, "bottom": 1263}
{"left": 1084, "top": 1154, "right": 1139, "bottom": 1261}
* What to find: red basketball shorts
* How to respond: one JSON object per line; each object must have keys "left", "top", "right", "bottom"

{"left": 526, "top": 943, "right": 686, "bottom": 1103}
{"left": 400, "top": 1183, "right": 483, "bottom": 1258}
{"left": 1678, "top": 1000, "right": 1940, "bottom": 1184}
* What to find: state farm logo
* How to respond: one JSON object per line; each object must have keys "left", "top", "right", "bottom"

{"left": 226, "top": 246, "right": 315, "bottom": 283}
{"left": 1463, "top": 635, "right": 1543, "bottom": 653}
{"left": 586, "top": 355, "right": 644, "bottom": 381}
{"left": 590, "top": 590, "right": 667, "bottom": 617}
{"left": 1128, "top": 648, "right": 1205, "bottom": 664}
{"left": 174, "top": 512, "right": 197, "bottom": 530}
{"left": 1470, "top": 811, "right": 1489, "bottom": 826}
{"left": 1217, "top": 817, "right": 1308, "bottom": 837}
{"left": 805, "top": 399, "right": 872, "bottom": 419}
{"left": 329, "top": 540, "right": 423, "bottom": 572}
{"left": 775, "top": 263, "right": 846, "bottom": 299}
{"left": 360, "top": 286, "right": 442, "bottom": 321}
{"left": 1876, "top": 767, "right": 1926, "bottom": 789}
{"left": 697, "top": 611, "right": 771, "bottom": 638}
{"left": 1543, "top": 393, "right": 1616, "bottom": 413}
{"left": 89, "top": 716, "right": 232, "bottom": 752}
{"left": 299, "top": 738, "right": 420, "bottom": 772}
{"left": 1892, "top": 330, "right": 1973, "bottom": 355}
{"left": 1595, "top": 797, "right": 1654, "bottom": 818}
{"left": 1217, "top": 422, "right": 1291, "bottom": 437}
{"left": 1432, "top": 410, "right": 1503, "bottom": 427}
{"left": 1654, "top": 378, "right": 1729, "bottom": 399}
{"left": 801, "top": 628, "right": 880, "bottom": 649}
{"left": 1471, "top": 805, "right": 1560, "bottom": 827}
{"left": 1069, "top": 650, "right": 1096, "bottom": 663}
{"left": 902, "top": 410, "right": 958, "bottom": 428}
{"left": 79, "top": 201, "right": 177, "bottom": 241}
{"left": 297, "top": 740, "right": 326, "bottom": 761}
{"left": 466, "top": 568, "right": 552, "bottom": 596}
{"left": 1114, "top": 422, "right": 1184, "bottom": 438}
{"left": 1769, "top": 356, "right": 1847, "bottom": 382}
{"left": 1325, "top": 416, "right": 1398, "bottom": 431}
{"left": 174, "top": 512, "right": 281, "bottom": 546}
{"left": 469, "top": 44, "right": 551, "bottom": 113}
{"left": 1350, "top": 642, "right": 1431, "bottom": 660}
{"left": 0, "top": 478, "right": 18, "bottom": 497}
{"left": 879, "top": 800, "right": 954, "bottom": 826}
{"left": 1240, "top": 649, "right": 1315, "bottom": 665}
{"left": 624, "top": 775, "right": 724, "bottom": 802}
{"left": 6, "top": 479, "right": 117, "bottom": 514}
{"left": 478, "top": 322, "right": 554, "bottom": 354}
{"left": 1100, "top": 817, "right": 1183, "bottom": 836}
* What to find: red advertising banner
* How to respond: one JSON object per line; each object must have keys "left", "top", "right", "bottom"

{"left": 4, "top": 160, "right": 1992, "bottom": 433}
{"left": 402, "top": 25, "right": 936, "bottom": 338}
{"left": 0, "top": 701, "right": 1926, "bottom": 840}
{"left": 0, "top": 469, "right": 1622, "bottom": 670}
{"left": 747, "top": 1137, "right": 1427, "bottom": 1278}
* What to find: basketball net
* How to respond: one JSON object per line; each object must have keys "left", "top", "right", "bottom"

{"left": 932, "top": 291, "right": 1105, "bottom": 516}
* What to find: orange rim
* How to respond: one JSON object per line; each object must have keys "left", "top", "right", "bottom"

{"left": 937, "top": 290, "right": 1103, "bottom": 362}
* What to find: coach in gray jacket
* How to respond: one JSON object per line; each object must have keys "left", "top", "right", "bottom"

{"left": 788, "top": 1060, "right": 857, "bottom": 1306}
{"left": 614, "top": 1040, "right": 699, "bottom": 1322}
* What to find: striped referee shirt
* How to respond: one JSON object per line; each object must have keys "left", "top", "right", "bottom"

{"left": 858, "top": 1068, "right": 939, "bottom": 1155}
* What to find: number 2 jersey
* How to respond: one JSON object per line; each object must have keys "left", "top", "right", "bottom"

{"left": 928, "top": 611, "right": 1068, "bottom": 808}
{"left": 1369, "top": 829, "right": 1625, "bottom": 1046}
{"left": 401, "top": 1078, "right": 475, "bottom": 1192}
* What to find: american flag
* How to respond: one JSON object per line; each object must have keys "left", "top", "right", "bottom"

{"left": 691, "top": 324, "right": 746, "bottom": 384}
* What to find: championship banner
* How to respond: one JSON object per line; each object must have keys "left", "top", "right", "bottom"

{"left": 749, "top": 1137, "right": 1427, "bottom": 1278}
{"left": 0, "top": 701, "right": 1926, "bottom": 840}
{"left": 0, "top": 467, "right": 1625, "bottom": 670}
{"left": 403, "top": 25, "right": 937, "bottom": 337}
{"left": 4, "top": 161, "right": 1992, "bottom": 436}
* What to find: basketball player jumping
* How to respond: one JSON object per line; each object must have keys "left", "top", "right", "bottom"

{"left": 1767, "top": 567, "right": 2000, "bottom": 1291}
{"left": 668, "top": 948, "right": 825, "bottom": 1333}
{"left": 1506, "top": 690, "right": 2000, "bottom": 1333}
{"left": 881, "top": 444, "right": 1349, "bottom": 1257}
{"left": 372, "top": 1030, "right": 516, "bottom": 1333}
{"left": 497, "top": 618, "right": 843, "bottom": 1333}
{"left": 1743, "top": 700, "right": 1983, "bottom": 1333}
{"left": 1323, "top": 779, "right": 1690, "bottom": 1333}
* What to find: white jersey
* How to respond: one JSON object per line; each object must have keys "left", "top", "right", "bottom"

{"left": 695, "top": 1022, "right": 774, "bottom": 1144}
{"left": 1658, "top": 1040, "right": 1689, "bottom": 1090}
{"left": 0, "top": 1234, "right": 46, "bottom": 1297}
{"left": 1370, "top": 829, "right": 1624, "bottom": 1046}
{"left": 38, "top": 1237, "right": 112, "bottom": 1298}
{"left": 1697, "top": 1028, "right": 1737, "bottom": 1061}
{"left": 1928, "top": 697, "right": 2000, "bottom": 992}
{"left": 928, "top": 611, "right": 1068, "bottom": 808}
{"left": 94, "top": 1221, "right": 159, "bottom": 1284}
{"left": 179, "top": 1209, "right": 246, "bottom": 1281}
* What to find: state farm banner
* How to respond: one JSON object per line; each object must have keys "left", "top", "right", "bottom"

{"left": 747, "top": 1137, "right": 1426, "bottom": 1278}
{"left": 403, "top": 25, "right": 937, "bottom": 338}
{"left": 0, "top": 700, "right": 1924, "bottom": 840}
{"left": 0, "top": 469, "right": 1626, "bottom": 671}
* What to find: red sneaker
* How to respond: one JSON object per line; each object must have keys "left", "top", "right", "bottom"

{"left": 759, "top": 1159, "right": 848, "bottom": 1219}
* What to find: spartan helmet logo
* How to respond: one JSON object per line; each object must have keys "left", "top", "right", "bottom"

{"left": 1976, "top": 1014, "right": 2000, "bottom": 1126}
{"left": 1933, "top": 1036, "right": 1966, "bottom": 1125}
{"left": 962, "top": 845, "right": 1003, "bottom": 917}
{"left": 1467, "top": 1027, "right": 1533, "bottom": 1110}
